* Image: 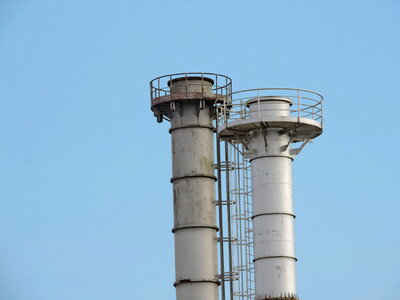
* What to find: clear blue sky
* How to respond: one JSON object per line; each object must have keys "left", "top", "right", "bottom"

{"left": 1, "top": 0, "right": 399, "bottom": 299}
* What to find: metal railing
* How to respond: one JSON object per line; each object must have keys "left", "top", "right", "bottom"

{"left": 230, "top": 141, "right": 255, "bottom": 300}
{"left": 217, "top": 88, "right": 323, "bottom": 128}
{"left": 150, "top": 72, "right": 232, "bottom": 102}
{"left": 215, "top": 140, "right": 255, "bottom": 300}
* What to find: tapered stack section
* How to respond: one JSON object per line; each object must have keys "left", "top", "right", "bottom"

{"left": 218, "top": 89, "right": 323, "bottom": 300}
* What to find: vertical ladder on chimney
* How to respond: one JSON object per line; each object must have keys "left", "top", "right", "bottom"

{"left": 216, "top": 137, "right": 255, "bottom": 300}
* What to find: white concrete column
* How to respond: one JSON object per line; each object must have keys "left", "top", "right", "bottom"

{"left": 247, "top": 98, "right": 298, "bottom": 300}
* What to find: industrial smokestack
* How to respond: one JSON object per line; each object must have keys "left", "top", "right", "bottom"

{"left": 150, "top": 73, "right": 232, "bottom": 300}
{"left": 218, "top": 89, "right": 323, "bottom": 300}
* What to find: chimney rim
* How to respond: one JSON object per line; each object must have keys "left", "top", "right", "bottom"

{"left": 167, "top": 76, "right": 215, "bottom": 87}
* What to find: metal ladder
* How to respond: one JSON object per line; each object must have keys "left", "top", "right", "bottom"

{"left": 216, "top": 139, "right": 255, "bottom": 300}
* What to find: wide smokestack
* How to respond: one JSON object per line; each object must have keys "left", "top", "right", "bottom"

{"left": 218, "top": 89, "right": 323, "bottom": 300}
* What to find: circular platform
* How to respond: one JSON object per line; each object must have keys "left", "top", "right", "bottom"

{"left": 217, "top": 88, "right": 323, "bottom": 142}
{"left": 218, "top": 116, "right": 322, "bottom": 142}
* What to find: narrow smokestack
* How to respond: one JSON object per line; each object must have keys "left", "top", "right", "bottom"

{"left": 150, "top": 73, "right": 232, "bottom": 300}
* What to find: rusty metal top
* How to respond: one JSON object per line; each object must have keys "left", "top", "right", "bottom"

{"left": 167, "top": 76, "right": 215, "bottom": 86}
{"left": 150, "top": 72, "right": 232, "bottom": 122}
{"left": 150, "top": 72, "right": 231, "bottom": 100}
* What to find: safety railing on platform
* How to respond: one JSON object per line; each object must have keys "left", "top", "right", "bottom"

{"left": 150, "top": 72, "right": 232, "bottom": 102}
{"left": 217, "top": 88, "right": 323, "bottom": 128}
